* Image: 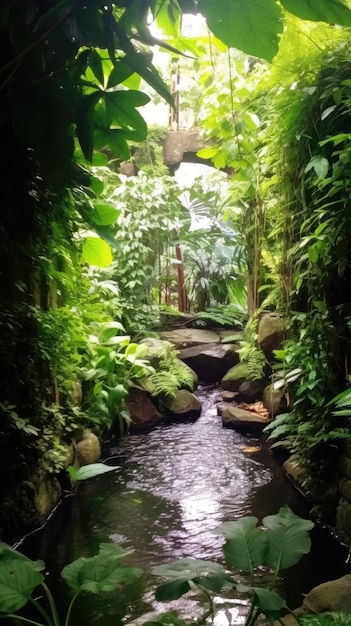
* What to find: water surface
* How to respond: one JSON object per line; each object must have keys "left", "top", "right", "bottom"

{"left": 20, "top": 386, "right": 348, "bottom": 625}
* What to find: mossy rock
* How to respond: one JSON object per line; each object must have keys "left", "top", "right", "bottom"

{"left": 221, "top": 362, "right": 250, "bottom": 391}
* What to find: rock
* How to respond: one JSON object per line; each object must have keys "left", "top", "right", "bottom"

{"left": 75, "top": 430, "right": 101, "bottom": 466}
{"left": 71, "top": 381, "right": 83, "bottom": 406}
{"left": 159, "top": 328, "right": 221, "bottom": 349}
{"left": 178, "top": 343, "right": 239, "bottom": 383}
{"left": 166, "top": 389, "right": 202, "bottom": 419}
{"left": 7, "top": 463, "right": 62, "bottom": 535}
{"left": 283, "top": 456, "right": 304, "bottom": 485}
{"left": 218, "top": 405, "right": 270, "bottom": 432}
{"left": 221, "top": 362, "right": 250, "bottom": 391}
{"left": 238, "top": 380, "right": 264, "bottom": 402}
{"left": 140, "top": 337, "right": 173, "bottom": 368}
{"left": 257, "top": 312, "right": 284, "bottom": 356}
{"left": 303, "top": 575, "right": 351, "bottom": 614}
{"left": 126, "top": 388, "right": 163, "bottom": 432}
{"left": 220, "top": 390, "right": 239, "bottom": 401}
{"left": 263, "top": 383, "right": 287, "bottom": 417}
{"left": 162, "top": 129, "right": 204, "bottom": 167}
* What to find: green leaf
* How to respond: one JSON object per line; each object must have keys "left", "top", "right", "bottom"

{"left": 107, "top": 384, "right": 127, "bottom": 405}
{"left": 62, "top": 552, "right": 142, "bottom": 593}
{"left": 124, "top": 50, "right": 174, "bottom": 108}
{"left": 196, "top": 147, "right": 218, "bottom": 159}
{"left": 104, "top": 90, "right": 149, "bottom": 134}
{"left": 0, "top": 559, "right": 44, "bottom": 612}
{"left": 74, "top": 463, "right": 116, "bottom": 481}
{"left": 246, "top": 586, "right": 286, "bottom": 619}
{"left": 90, "top": 203, "right": 120, "bottom": 226}
{"left": 99, "top": 321, "right": 126, "bottom": 342}
{"left": 77, "top": 91, "right": 102, "bottom": 161}
{"left": 263, "top": 506, "right": 314, "bottom": 571}
{"left": 0, "top": 544, "right": 45, "bottom": 572}
{"left": 152, "top": 557, "right": 225, "bottom": 580}
{"left": 213, "top": 517, "right": 268, "bottom": 571}
{"left": 155, "top": 579, "right": 191, "bottom": 601}
{"left": 81, "top": 236, "right": 113, "bottom": 267}
{"left": 107, "top": 60, "right": 134, "bottom": 89}
{"left": 304, "top": 155, "right": 329, "bottom": 179}
{"left": 89, "top": 49, "right": 105, "bottom": 86}
{"left": 280, "top": 0, "right": 351, "bottom": 26}
{"left": 198, "top": 0, "right": 284, "bottom": 61}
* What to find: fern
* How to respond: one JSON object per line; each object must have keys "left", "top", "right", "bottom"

{"left": 236, "top": 312, "right": 270, "bottom": 381}
{"left": 146, "top": 342, "right": 196, "bottom": 401}
{"left": 148, "top": 371, "right": 180, "bottom": 399}
{"left": 194, "top": 304, "right": 247, "bottom": 328}
{"left": 238, "top": 340, "right": 267, "bottom": 381}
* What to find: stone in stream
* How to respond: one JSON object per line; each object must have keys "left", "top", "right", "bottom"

{"left": 238, "top": 379, "right": 264, "bottom": 402}
{"left": 165, "top": 389, "right": 202, "bottom": 420}
{"left": 275, "top": 574, "right": 351, "bottom": 625}
{"left": 262, "top": 382, "right": 287, "bottom": 417}
{"left": 75, "top": 430, "right": 101, "bottom": 465}
{"left": 221, "top": 361, "right": 250, "bottom": 391}
{"left": 125, "top": 388, "right": 163, "bottom": 433}
{"left": 217, "top": 403, "right": 271, "bottom": 433}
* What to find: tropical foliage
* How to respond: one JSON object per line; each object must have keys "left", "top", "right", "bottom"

{"left": 0, "top": 507, "right": 316, "bottom": 626}
{"left": 2, "top": 0, "right": 351, "bottom": 538}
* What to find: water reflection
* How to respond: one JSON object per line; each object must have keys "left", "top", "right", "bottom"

{"left": 18, "top": 385, "right": 348, "bottom": 626}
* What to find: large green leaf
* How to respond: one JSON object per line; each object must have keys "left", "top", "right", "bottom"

{"left": 0, "top": 544, "right": 44, "bottom": 572}
{"left": 76, "top": 91, "right": 102, "bottom": 161}
{"left": 62, "top": 550, "right": 142, "bottom": 593}
{"left": 70, "top": 463, "right": 116, "bottom": 481}
{"left": 0, "top": 559, "right": 44, "bottom": 613}
{"left": 263, "top": 506, "right": 314, "bottom": 570}
{"left": 81, "top": 236, "right": 113, "bottom": 267}
{"left": 198, "top": 0, "right": 284, "bottom": 61}
{"left": 90, "top": 203, "right": 120, "bottom": 226}
{"left": 123, "top": 50, "right": 175, "bottom": 107}
{"left": 280, "top": 0, "right": 351, "bottom": 25}
{"left": 107, "top": 60, "right": 135, "bottom": 89}
{"left": 104, "top": 90, "right": 149, "bottom": 134}
{"left": 152, "top": 557, "right": 233, "bottom": 601}
{"left": 155, "top": 578, "right": 191, "bottom": 601}
{"left": 237, "top": 584, "right": 286, "bottom": 620}
{"left": 151, "top": 557, "right": 226, "bottom": 580}
{"left": 212, "top": 517, "right": 268, "bottom": 571}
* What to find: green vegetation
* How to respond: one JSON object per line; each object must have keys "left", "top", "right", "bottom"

{"left": 0, "top": 507, "right": 322, "bottom": 626}
{"left": 2, "top": 0, "right": 351, "bottom": 547}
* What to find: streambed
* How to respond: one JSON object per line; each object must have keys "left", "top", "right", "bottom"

{"left": 20, "top": 386, "right": 348, "bottom": 625}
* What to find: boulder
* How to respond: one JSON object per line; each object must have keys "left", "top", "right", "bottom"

{"left": 303, "top": 575, "right": 351, "bottom": 614}
{"left": 221, "top": 362, "right": 250, "bottom": 391}
{"left": 178, "top": 343, "right": 239, "bottom": 383}
{"left": 71, "top": 381, "right": 83, "bottom": 406}
{"left": 238, "top": 380, "right": 264, "bottom": 402}
{"left": 159, "top": 328, "right": 221, "bottom": 349}
{"left": 257, "top": 312, "right": 284, "bottom": 356}
{"left": 218, "top": 405, "right": 270, "bottom": 432}
{"left": 220, "top": 390, "right": 239, "bottom": 401}
{"left": 126, "top": 388, "right": 163, "bottom": 432}
{"left": 283, "top": 456, "right": 304, "bottom": 485}
{"left": 263, "top": 383, "right": 287, "bottom": 417}
{"left": 166, "top": 389, "right": 202, "bottom": 420}
{"left": 75, "top": 430, "right": 101, "bottom": 466}
{"left": 140, "top": 337, "right": 173, "bottom": 368}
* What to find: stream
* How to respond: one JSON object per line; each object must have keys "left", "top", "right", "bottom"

{"left": 19, "top": 385, "right": 349, "bottom": 626}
